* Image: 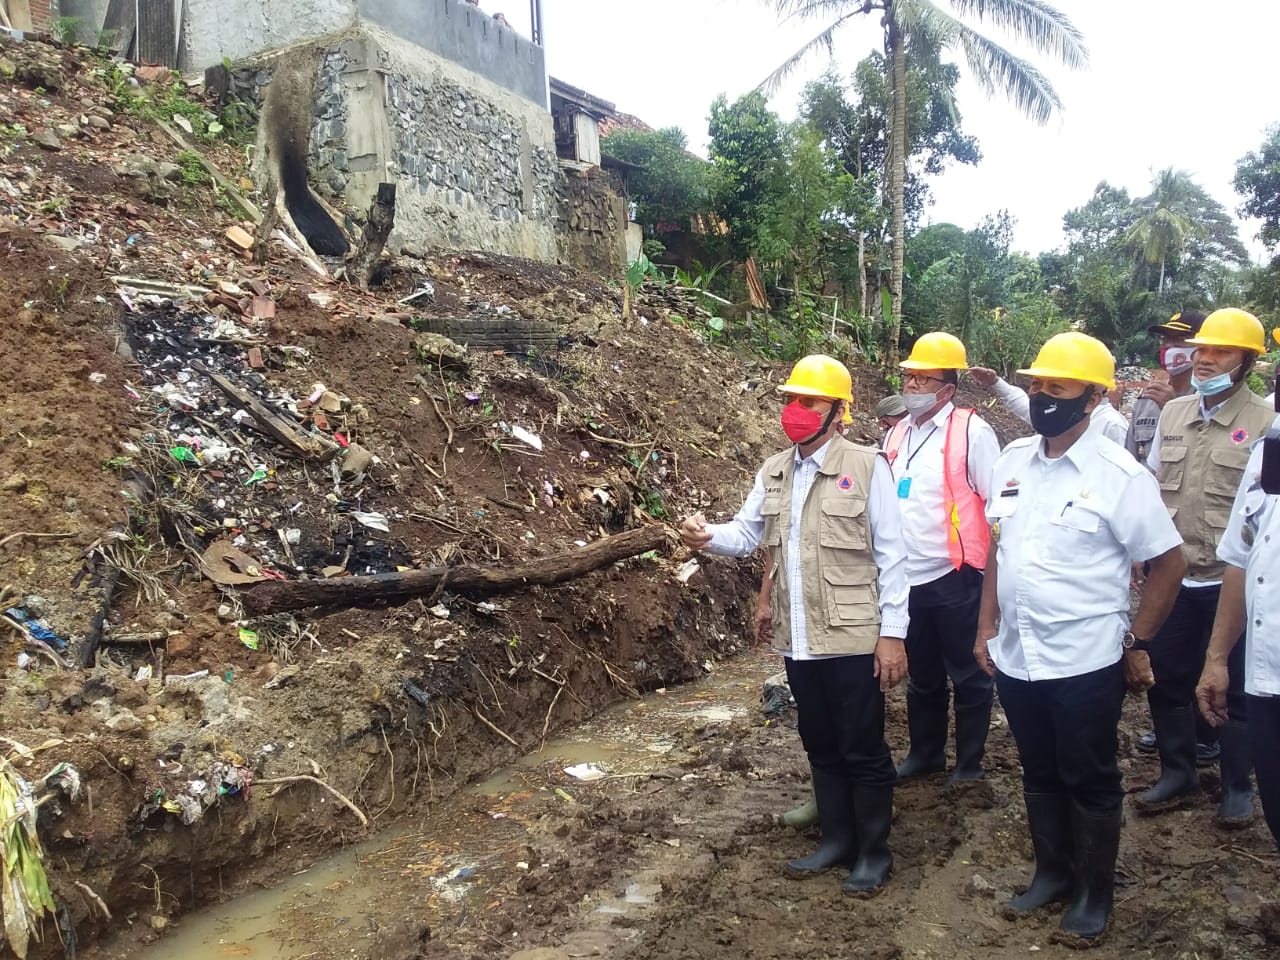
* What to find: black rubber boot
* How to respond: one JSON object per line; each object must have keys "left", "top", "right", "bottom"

{"left": 1055, "top": 803, "right": 1121, "bottom": 944}
{"left": 842, "top": 785, "right": 894, "bottom": 897}
{"left": 1135, "top": 705, "right": 1201, "bottom": 813}
{"left": 1009, "top": 792, "right": 1073, "bottom": 913}
{"left": 896, "top": 691, "right": 947, "bottom": 780}
{"left": 945, "top": 701, "right": 991, "bottom": 789}
{"left": 784, "top": 769, "right": 855, "bottom": 877}
{"left": 1215, "top": 720, "right": 1256, "bottom": 828}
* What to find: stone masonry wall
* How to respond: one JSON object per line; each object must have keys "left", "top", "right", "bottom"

{"left": 555, "top": 169, "right": 626, "bottom": 279}
{"left": 231, "top": 24, "right": 560, "bottom": 262}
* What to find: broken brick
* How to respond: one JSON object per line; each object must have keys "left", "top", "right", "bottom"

{"left": 251, "top": 296, "right": 276, "bottom": 319}
{"left": 247, "top": 347, "right": 264, "bottom": 369}
{"left": 248, "top": 279, "right": 271, "bottom": 296}
{"left": 225, "top": 225, "right": 254, "bottom": 251}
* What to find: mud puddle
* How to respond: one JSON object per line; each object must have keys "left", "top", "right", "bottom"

{"left": 124, "top": 654, "right": 774, "bottom": 960}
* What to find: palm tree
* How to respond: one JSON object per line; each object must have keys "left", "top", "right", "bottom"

{"left": 1122, "top": 168, "right": 1206, "bottom": 294}
{"left": 762, "top": 1, "right": 1088, "bottom": 367}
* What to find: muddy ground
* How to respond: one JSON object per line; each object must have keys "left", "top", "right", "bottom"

{"left": 94, "top": 651, "right": 1280, "bottom": 960}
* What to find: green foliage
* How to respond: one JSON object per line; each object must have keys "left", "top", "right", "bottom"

{"left": 641, "top": 238, "right": 666, "bottom": 260}
{"left": 802, "top": 44, "right": 980, "bottom": 229}
{"left": 601, "top": 127, "right": 711, "bottom": 231}
{"left": 175, "top": 150, "right": 208, "bottom": 186}
{"left": 104, "top": 62, "right": 248, "bottom": 144}
{"left": 708, "top": 92, "right": 786, "bottom": 259}
{"left": 905, "top": 215, "right": 1069, "bottom": 373}
{"left": 51, "top": 16, "right": 84, "bottom": 44}
{"left": 1247, "top": 371, "right": 1269, "bottom": 397}
{"left": 1234, "top": 125, "right": 1280, "bottom": 252}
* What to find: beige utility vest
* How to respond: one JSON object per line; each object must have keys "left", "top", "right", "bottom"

{"left": 761, "top": 435, "right": 883, "bottom": 656}
{"left": 1156, "top": 387, "right": 1275, "bottom": 581}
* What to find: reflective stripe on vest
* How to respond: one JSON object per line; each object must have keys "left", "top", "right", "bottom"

{"left": 884, "top": 408, "right": 990, "bottom": 571}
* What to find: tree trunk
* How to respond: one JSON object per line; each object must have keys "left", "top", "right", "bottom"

{"left": 351, "top": 183, "right": 397, "bottom": 290}
{"left": 887, "top": 18, "right": 908, "bottom": 369}
{"left": 239, "top": 525, "right": 668, "bottom": 616}
{"left": 1158, "top": 255, "right": 1166, "bottom": 293}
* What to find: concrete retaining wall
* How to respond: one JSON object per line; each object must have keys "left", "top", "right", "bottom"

{"left": 182, "top": 0, "right": 544, "bottom": 106}
{"left": 235, "top": 23, "right": 558, "bottom": 262}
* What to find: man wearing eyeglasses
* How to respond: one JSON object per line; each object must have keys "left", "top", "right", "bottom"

{"left": 884, "top": 332, "right": 1001, "bottom": 788}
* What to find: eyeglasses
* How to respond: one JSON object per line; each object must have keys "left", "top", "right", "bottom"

{"left": 903, "top": 374, "right": 946, "bottom": 387}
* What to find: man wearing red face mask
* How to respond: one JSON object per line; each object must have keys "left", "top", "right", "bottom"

{"left": 1125, "top": 311, "right": 1205, "bottom": 463}
{"left": 679, "top": 354, "right": 910, "bottom": 897}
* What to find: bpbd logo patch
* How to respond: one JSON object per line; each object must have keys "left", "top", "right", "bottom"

{"left": 837, "top": 475, "right": 855, "bottom": 492}
{"left": 1232, "top": 428, "right": 1249, "bottom": 445}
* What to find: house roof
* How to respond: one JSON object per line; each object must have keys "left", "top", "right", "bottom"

{"left": 598, "top": 112, "right": 653, "bottom": 138}
{"left": 549, "top": 77, "right": 616, "bottom": 118}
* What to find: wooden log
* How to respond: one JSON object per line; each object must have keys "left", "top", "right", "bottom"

{"left": 351, "top": 183, "right": 397, "bottom": 290}
{"left": 198, "top": 365, "right": 338, "bottom": 462}
{"left": 239, "top": 525, "right": 667, "bottom": 615}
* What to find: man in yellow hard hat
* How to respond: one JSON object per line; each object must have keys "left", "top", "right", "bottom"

{"left": 884, "top": 332, "right": 1001, "bottom": 787}
{"left": 975, "top": 332, "right": 1185, "bottom": 944}
{"left": 1136, "top": 308, "right": 1275, "bottom": 825}
{"left": 679, "top": 354, "right": 910, "bottom": 897}
{"left": 1197, "top": 328, "right": 1280, "bottom": 850}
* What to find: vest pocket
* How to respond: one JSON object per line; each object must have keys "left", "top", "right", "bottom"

{"left": 1207, "top": 447, "right": 1250, "bottom": 498}
{"left": 819, "top": 496, "right": 868, "bottom": 550}
{"left": 822, "top": 564, "right": 879, "bottom": 626}
{"left": 1205, "top": 507, "right": 1232, "bottom": 532}
{"left": 1158, "top": 444, "right": 1187, "bottom": 492}
{"left": 762, "top": 495, "right": 782, "bottom": 547}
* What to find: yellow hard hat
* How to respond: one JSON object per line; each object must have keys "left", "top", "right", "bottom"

{"left": 901, "top": 331, "right": 968, "bottom": 370}
{"left": 780, "top": 354, "right": 853, "bottom": 422}
{"left": 1186, "top": 308, "right": 1266, "bottom": 353}
{"left": 1272, "top": 327, "right": 1280, "bottom": 350}
{"left": 1017, "top": 332, "right": 1116, "bottom": 390}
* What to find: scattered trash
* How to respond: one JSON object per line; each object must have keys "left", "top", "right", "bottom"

{"left": 3, "top": 607, "right": 67, "bottom": 650}
{"left": 675, "top": 559, "right": 700, "bottom": 584}
{"left": 163, "top": 670, "right": 210, "bottom": 686}
{"left": 352, "top": 511, "right": 390, "bottom": 533}
{"left": 429, "top": 604, "right": 451, "bottom": 619}
{"left": 200, "top": 541, "right": 267, "bottom": 586}
{"left": 510, "top": 425, "right": 543, "bottom": 451}
{"left": 564, "top": 763, "right": 606, "bottom": 782}
{"left": 762, "top": 672, "right": 795, "bottom": 717}
{"left": 134, "top": 666, "right": 153, "bottom": 682}
{"left": 238, "top": 627, "right": 259, "bottom": 651}
{"left": 88, "top": 372, "right": 107, "bottom": 384}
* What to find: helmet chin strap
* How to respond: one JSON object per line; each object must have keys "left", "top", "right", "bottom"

{"left": 798, "top": 402, "right": 842, "bottom": 446}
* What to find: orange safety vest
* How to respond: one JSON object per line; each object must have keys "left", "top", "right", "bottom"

{"left": 884, "top": 407, "right": 990, "bottom": 572}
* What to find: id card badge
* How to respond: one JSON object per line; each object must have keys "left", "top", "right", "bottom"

{"left": 897, "top": 476, "right": 912, "bottom": 499}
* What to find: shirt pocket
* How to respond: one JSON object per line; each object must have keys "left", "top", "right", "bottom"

{"left": 822, "top": 564, "right": 879, "bottom": 626}
{"left": 1206, "top": 446, "right": 1250, "bottom": 500}
{"left": 1048, "top": 506, "right": 1102, "bottom": 561}
{"left": 819, "top": 495, "right": 868, "bottom": 551}
{"left": 762, "top": 495, "right": 782, "bottom": 547}
{"left": 1158, "top": 444, "right": 1187, "bottom": 492}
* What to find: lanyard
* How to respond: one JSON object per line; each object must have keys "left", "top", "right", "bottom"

{"left": 902, "top": 424, "right": 939, "bottom": 473}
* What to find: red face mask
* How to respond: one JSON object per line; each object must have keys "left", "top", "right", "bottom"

{"left": 781, "top": 401, "right": 825, "bottom": 444}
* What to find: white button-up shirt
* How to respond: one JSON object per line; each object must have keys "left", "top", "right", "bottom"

{"left": 986, "top": 430, "right": 1182, "bottom": 681}
{"left": 991, "top": 378, "right": 1130, "bottom": 446}
{"left": 703, "top": 440, "right": 910, "bottom": 659}
{"left": 1216, "top": 437, "right": 1280, "bottom": 697}
{"left": 883, "top": 402, "right": 1000, "bottom": 586}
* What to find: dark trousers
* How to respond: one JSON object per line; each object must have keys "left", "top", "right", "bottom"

{"left": 905, "top": 565, "right": 993, "bottom": 712}
{"left": 1249, "top": 694, "right": 1280, "bottom": 849}
{"left": 997, "top": 662, "right": 1126, "bottom": 814}
{"left": 1150, "top": 585, "right": 1248, "bottom": 721}
{"left": 785, "top": 654, "right": 895, "bottom": 789}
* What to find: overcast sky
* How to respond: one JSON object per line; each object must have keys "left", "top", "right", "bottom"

{"left": 499, "top": 0, "right": 1276, "bottom": 262}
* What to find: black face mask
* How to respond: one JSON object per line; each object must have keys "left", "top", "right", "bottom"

{"left": 1262, "top": 392, "right": 1280, "bottom": 495}
{"left": 1029, "top": 389, "right": 1092, "bottom": 438}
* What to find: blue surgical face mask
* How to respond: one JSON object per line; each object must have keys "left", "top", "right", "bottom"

{"left": 1190, "top": 367, "right": 1239, "bottom": 397}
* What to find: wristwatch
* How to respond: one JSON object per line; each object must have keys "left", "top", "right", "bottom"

{"left": 1122, "top": 631, "right": 1150, "bottom": 652}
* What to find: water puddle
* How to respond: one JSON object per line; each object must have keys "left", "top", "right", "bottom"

{"left": 129, "top": 654, "right": 768, "bottom": 960}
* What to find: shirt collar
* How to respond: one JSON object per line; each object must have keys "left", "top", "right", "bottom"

{"left": 1035, "top": 424, "right": 1100, "bottom": 470}
{"left": 908, "top": 401, "right": 954, "bottom": 430}
{"left": 794, "top": 437, "right": 833, "bottom": 469}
